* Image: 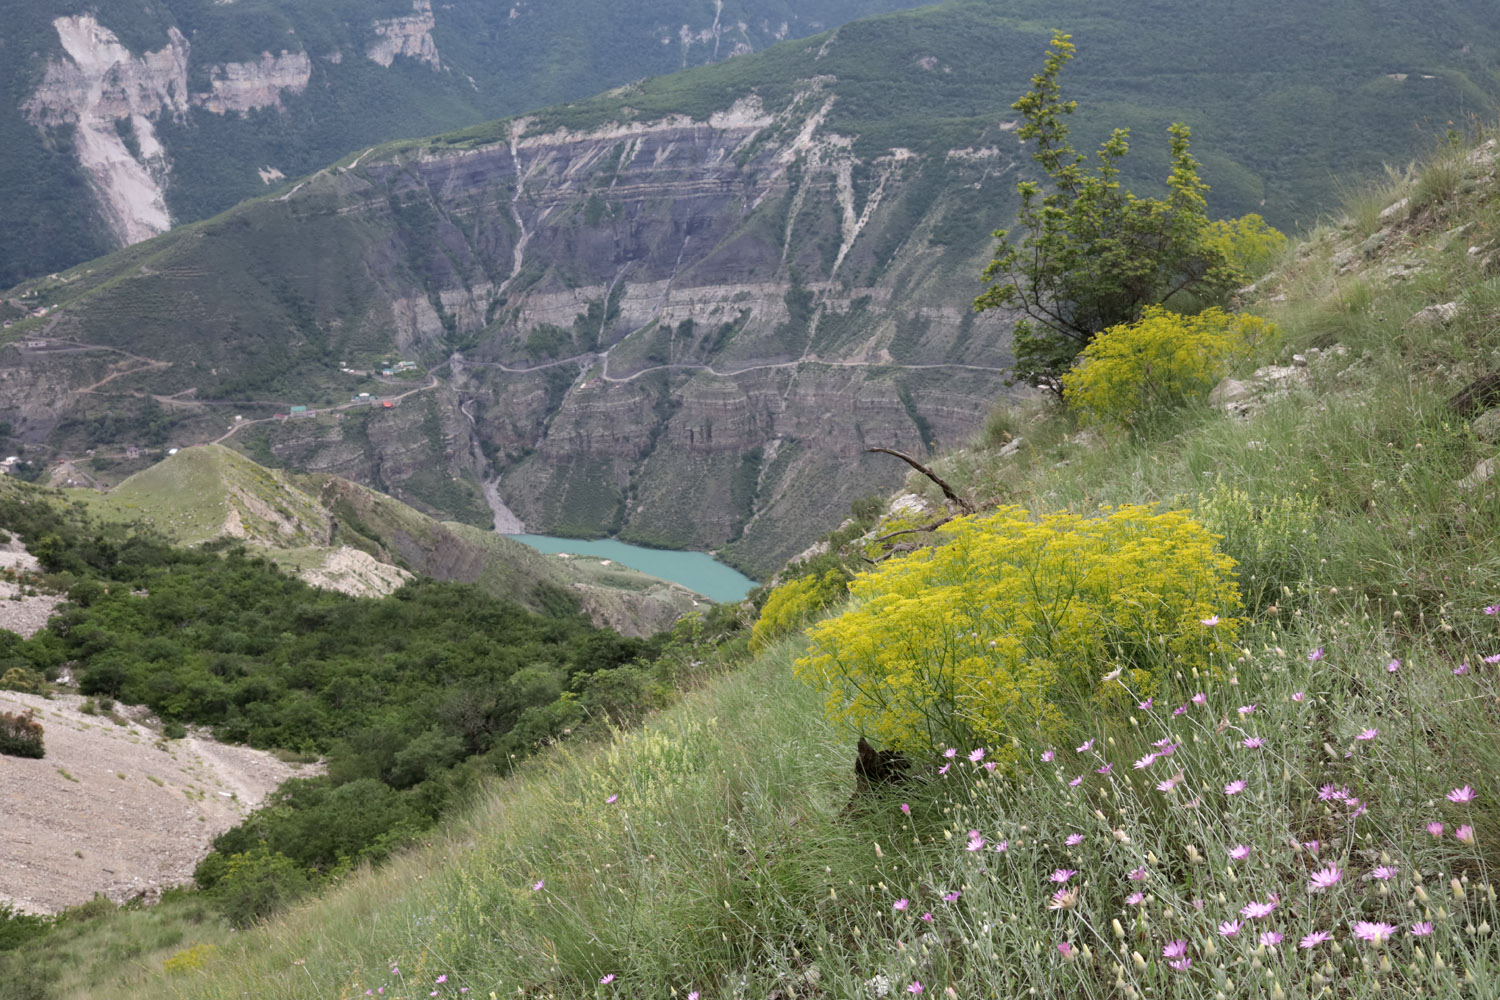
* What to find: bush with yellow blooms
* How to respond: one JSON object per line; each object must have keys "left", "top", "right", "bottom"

{"left": 1061, "top": 307, "right": 1278, "bottom": 431}
{"left": 795, "top": 505, "right": 1240, "bottom": 758}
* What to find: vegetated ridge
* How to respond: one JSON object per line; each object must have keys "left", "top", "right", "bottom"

{"left": 78, "top": 444, "right": 703, "bottom": 636}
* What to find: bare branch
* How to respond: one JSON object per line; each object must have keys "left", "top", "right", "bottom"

{"left": 865, "top": 448, "right": 975, "bottom": 513}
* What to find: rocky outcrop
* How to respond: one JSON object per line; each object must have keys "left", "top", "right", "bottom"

{"left": 367, "top": 0, "right": 442, "bottom": 69}
{"left": 196, "top": 51, "right": 314, "bottom": 114}
{"left": 22, "top": 16, "right": 314, "bottom": 246}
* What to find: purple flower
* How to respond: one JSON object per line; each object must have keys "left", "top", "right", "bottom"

{"left": 1191, "top": 692, "right": 1207, "bottom": 705}
{"left": 1260, "top": 931, "right": 1282, "bottom": 947}
{"left": 1162, "top": 940, "right": 1187, "bottom": 959}
{"left": 1387, "top": 659, "right": 1401, "bottom": 672}
{"left": 1050, "top": 868, "right": 1077, "bottom": 883}
{"left": 1041, "top": 750, "right": 1055, "bottom": 762}
{"left": 969, "top": 748, "right": 986, "bottom": 763}
{"left": 1456, "top": 662, "right": 1471, "bottom": 675}
{"left": 1456, "top": 824, "right": 1476, "bottom": 844}
{"left": 1368, "top": 866, "right": 1398, "bottom": 881}
{"left": 1201, "top": 615, "right": 1220, "bottom": 626}
{"left": 1356, "top": 728, "right": 1379, "bottom": 741}
{"left": 1241, "top": 736, "right": 1265, "bottom": 749}
{"left": 1308, "top": 865, "right": 1342, "bottom": 892}
{"left": 1299, "top": 930, "right": 1331, "bottom": 949}
{"left": 1448, "top": 785, "right": 1477, "bottom": 803}
{"left": 1128, "top": 867, "right": 1147, "bottom": 881}
{"left": 1352, "top": 921, "right": 1398, "bottom": 946}
{"left": 907, "top": 981, "right": 924, "bottom": 995}
{"left": 600, "top": 974, "right": 616, "bottom": 985}
{"left": 900, "top": 802, "right": 910, "bottom": 815}
{"left": 1169, "top": 958, "right": 1192, "bottom": 972}
{"left": 943, "top": 748, "right": 957, "bottom": 759}
{"left": 1125, "top": 891, "right": 1145, "bottom": 906}
{"left": 532, "top": 879, "right": 544, "bottom": 891}
{"left": 1138, "top": 697, "right": 1154, "bottom": 710}
{"left": 1225, "top": 779, "right": 1246, "bottom": 795}
{"left": 1292, "top": 691, "right": 1306, "bottom": 702}
{"left": 605, "top": 794, "right": 618, "bottom": 804}
{"left": 1241, "top": 899, "right": 1276, "bottom": 919}
{"left": 1487, "top": 605, "right": 1500, "bottom": 615}
{"left": 1229, "top": 844, "right": 1251, "bottom": 861}
{"left": 1427, "top": 821, "right": 1444, "bottom": 838}
{"left": 966, "top": 833, "right": 985, "bottom": 852}
{"left": 1065, "top": 833, "right": 1084, "bottom": 846}
{"left": 1173, "top": 703, "right": 1188, "bottom": 716}
{"left": 943, "top": 890, "right": 961, "bottom": 902}
{"left": 1096, "top": 762, "right": 1113, "bottom": 774}
{"left": 1076, "top": 739, "right": 1095, "bottom": 753}
{"left": 1069, "top": 775, "right": 1083, "bottom": 787}
{"left": 938, "top": 764, "right": 950, "bottom": 775}
{"left": 1308, "top": 647, "right": 1324, "bottom": 662}
{"left": 893, "top": 898, "right": 909, "bottom": 911}
{"left": 435, "top": 976, "right": 447, "bottom": 985}
{"left": 1411, "top": 922, "right": 1434, "bottom": 937}
{"left": 1056, "top": 942, "right": 1073, "bottom": 958}
{"left": 1218, "top": 919, "right": 1242, "bottom": 938}
{"left": 1133, "top": 753, "right": 1157, "bottom": 770}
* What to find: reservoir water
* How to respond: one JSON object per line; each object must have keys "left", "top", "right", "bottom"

{"left": 509, "top": 534, "right": 759, "bottom": 603}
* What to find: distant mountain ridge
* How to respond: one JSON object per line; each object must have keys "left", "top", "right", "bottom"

{"left": 5, "top": 0, "right": 1500, "bottom": 574}
{"left": 0, "top": 0, "right": 936, "bottom": 286}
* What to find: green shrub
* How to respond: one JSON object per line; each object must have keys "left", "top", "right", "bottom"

{"left": 795, "top": 505, "right": 1241, "bottom": 757}
{"left": 0, "top": 710, "right": 44, "bottom": 759}
{"left": 1196, "top": 481, "right": 1321, "bottom": 612}
{"left": 750, "top": 570, "right": 848, "bottom": 652}
{"left": 1061, "top": 306, "right": 1279, "bottom": 431}
{"left": 203, "top": 848, "right": 313, "bottom": 929}
{"left": 0, "top": 667, "right": 47, "bottom": 695}
{"left": 1203, "top": 213, "right": 1289, "bottom": 279}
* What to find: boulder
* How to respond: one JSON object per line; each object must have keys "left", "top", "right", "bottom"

{"left": 1473, "top": 409, "right": 1500, "bottom": 443}
{"left": 1408, "top": 302, "right": 1460, "bottom": 328}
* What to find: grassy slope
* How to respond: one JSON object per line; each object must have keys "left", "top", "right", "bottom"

{"left": 26, "top": 121, "right": 1500, "bottom": 1000}
{"left": 75, "top": 446, "right": 702, "bottom": 624}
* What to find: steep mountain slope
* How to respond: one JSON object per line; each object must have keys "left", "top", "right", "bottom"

{"left": 5, "top": 0, "right": 1500, "bottom": 574}
{"left": 79, "top": 446, "right": 701, "bottom": 635}
{"left": 0, "top": 0, "right": 936, "bottom": 286}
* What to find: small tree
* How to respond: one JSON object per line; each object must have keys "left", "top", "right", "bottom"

{"left": 974, "top": 33, "right": 1243, "bottom": 392}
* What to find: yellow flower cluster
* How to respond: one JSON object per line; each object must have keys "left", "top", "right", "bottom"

{"left": 795, "top": 505, "right": 1241, "bottom": 755}
{"left": 750, "top": 570, "right": 847, "bottom": 652}
{"left": 162, "top": 943, "right": 219, "bottom": 974}
{"left": 1061, "top": 307, "right": 1279, "bottom": 430}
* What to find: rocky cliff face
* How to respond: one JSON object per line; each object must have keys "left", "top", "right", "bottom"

{"left": 21, "top": 14, "right": 313, "bottom": 246}
{"left": 3, "top": 0, "right": 936, "bottom": 286}
{"left": 4, "top": 81, "right": 1017, "bottom": 575}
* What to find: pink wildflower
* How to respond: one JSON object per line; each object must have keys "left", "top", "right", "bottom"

{"left": 1299, "top": 930, "right": 1331, "bottom": 949}
{"left": 969, "top": 748, "right": 986, "bottom": 763}
{"left": 900, "top": 802, "right": 910, "bottom": 815}
{"left": 605, "top": 795, "right": 617, "bottom": 804}
{"left": 943, "top": 748, "right": 957, "bottom": 759}
{"left": 1218, "top": 919, "right": 1242, "bottom": 938}
{"left": 600, "top": 974, "right": 615, "bottom": 985}
{"left": 907, "top": 982, "right": 923, "bottom": 995}
{"left": 1387, "top": 659, "right": 1400, "bottom": 672}
{"left": 1201, "top": 615, "right": 1220, "bottom": 626}
{"left": 1411, "top": 922, "right": 1434, "bottom": 937}
{"left": 532, "top": 879, "right": 544, "bottom": 891}
{"left": 1308, "top": 866, "right": 1343, "bottom": 892}
{"left": 1069, "top": 775, "right": 1083, "bottom": 787}
{"left": 894, "top": 899, "right": 909, "bottom": 911}
{"left": 1096, "top": 763, "right": 1113, "bottom": 774}
{"left": 1241, "top": 899, "right": 1276, "bottom": 919}
{"left": 1427, "top": 821, "right": 1444, "bottom": 838}
{"left": 1260, "top": 931, "right": 1282, "bottom": 947}
{"left": 1076, "top": 739, "right": 1094, "bottom": 753}
{"left": 1050, "top": 868, "right": 1077, "bottom": 883}
{"left": 1308, "top": 647, "right": 1324, "bottom": 662}
{"left": 1229, "top": 844, "right": 1251, "bottom": 861}
{"left": 1126, "top": 891, "right": 1145, "bottom": 906}
{"left": 1191, "top": 692, "right": 1207, "bottom": 705}
{"left": 1225, "top": 779, "right": 1246, "bottom": 795}
{"left": 1352, "top": 921, "right": 1398, "bottom": 946}
{"left": 1448, "top": 785, "right": 1477, "bottom": 803}
{"left": 1456, "top": 824, "right": 1476, "bottom": 844}
{"left": 1128, "top": 867, "right": 1147, "bottom": 881}
{"left": 1242, "top": 736, "right": 1264, "bottom": 749}
{"left": 1162, "top": 940, "right": 1187, "bottom": 959}
{"left": 1041, "top": 750, "right": 1055, "bottom": 762}
{"left": 1065, "top": 833, "right": 1084, "bottom": 846}
{"left": 1133, "top": 753, "right": 1157, "bottom": 769}
{"left": 1456, "top": 662, "right": 1471, "bottom": 675}
{"left": 1292, "top": 691, "right": 1306, "bottom": 702}
{"left": 1356, "top": 728, "right": 1379, "bottom": 741}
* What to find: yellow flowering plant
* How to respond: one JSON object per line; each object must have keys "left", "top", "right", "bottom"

{"left": 795, "top": 505, "right": 1241, "bottom": 757}
{"left": 1061, "top": 307, "right": 1278, "bottom": 431}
